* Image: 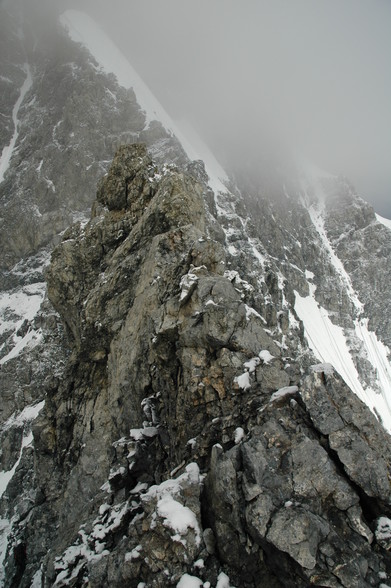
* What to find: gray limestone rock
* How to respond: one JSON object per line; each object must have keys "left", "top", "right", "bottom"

{"left": 2, "top": 11, "right": 391, "bottom": 584}
{"left": 204, "top": 364, "right": 391, "bottom": 587}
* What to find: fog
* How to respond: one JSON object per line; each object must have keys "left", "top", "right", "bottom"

{"left": 29, "top": 0, "right": 391, "bottom": 216}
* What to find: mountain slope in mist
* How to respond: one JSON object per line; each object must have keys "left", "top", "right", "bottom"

{"left": 1, "top": 6, "right": 391, "bottom": 588}
{"left": 59, "top": 9, "right": 391, "bottom": 429}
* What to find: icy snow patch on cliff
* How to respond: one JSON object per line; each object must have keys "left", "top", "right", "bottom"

{"left": 0, "top": 430, "right": 34, "bottom": 499}
{"left": 176, "top": 575, "right": 203, "bottom": 588}
{"left": 355, "top": 319, "right": 391, "bottom": 414}
{"left": 295, "top": 284, "right": 361, "bottom": 395}
{"left": 0, "top": 400, "right": 44, "bottom": 578}
{"left": 0, "top": 328, "right": 42, "bottom": 365}
{"left": 143, "top": 463, "right": 201, "bottom": 546}
{"left": 157, "top": 495, "right": 200, "bottom": 544}
{"left": 307, "top": 199, "right": 362, "bottom": 311}
{"left": 295, "top": 283, "right": 391, "bottom": 432}
{"left": 270, "top": 386, "right": 299, "bottom": 403}
{"left": 376, "top": 214, "right": 391, "bottom": 231}
{"left": 0, "top": 282, "right": 46, "bottom": 364}
{"left": 0, "top": 400, "right": 45, "bottom": 497}
{"left": 2, "top": 401, "right": 45, "bottom": 433}
{"left": 259, "top": 350, "right": 275, "bottom": 364}
{"left": 0, "top": 519, "right": 11, "bottom": 585}
{"left": 0, "top": 63, "right": 32, "bottom": 184}
{"left": 298, "top": 171, "right": 391, "bottom": 431}
{"left": 0, "top": 284, "right": 45, "bottom": 336}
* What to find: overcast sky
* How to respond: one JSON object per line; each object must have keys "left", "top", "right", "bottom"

{"left": 38, "top": 0, "right": 391, "bottom": 215}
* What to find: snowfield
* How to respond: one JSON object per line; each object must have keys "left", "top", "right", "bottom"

{"left": 295, "top": 166, "right": 391, "bottom": 432}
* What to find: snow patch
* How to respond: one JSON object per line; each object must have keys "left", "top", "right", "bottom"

{"left": 234, "top": 427, "right": 245, "bottom": 444}
{"left": 376, "top": 214, "right": 391, "bottom": 231}
{"left": 129, "top": 427, "right": 158, "bottom": 441}
{"left": 157, "top": 494, "right": 199, "bottom": 543}
{"left": 205, "top": 299, "right": 217, "bottom": 307}
{"left": 234, "top": 372, "right": 251, "bottom": 391}
{"left": 0, "top": 328, "right": 43, "bottom": 365}
{"left": 376, "top": 517, "right": 391, "bottom": 546}
{"left": 0, "top": 430, "right": 33, "bottom": 499}
{"left": 143, "top": 463, "right": 201, "bottom": 546}
{"left": 0, "top": 398, "right": 45, "bottom": 569}
{"left": 2, "top": 400, "right": 45, "bottom": 432}
{"left": 310, "top": 363, "right": 335, "bottom": 375}
{"left": 0, "top": 518, "right": 11, "bottom": 585}
{"left": 124, "top": 545, "right": 142, "bottom": 562}
{"left": 216, "top": 572, "right": 236, "bottom": 588}
{"left": 0, "top": 63, "right": 33, "bottom": 183}
{"left": 53, "top": 499, "right": 131, "bottom": 585}
{"left": 295, "top": 284, "right": 366, "bottom": 398}
{"left": 295, "top": 284, "right": 391, "bottom": 432}
{"left": 176, "top": 574, "right": 203, "bottom": 588}
{"left": 297, "top": 182, "right": 391, "bottom": 430}
{"left": 179, "top": 272, "right": 199, "bottom": 302}
{"left": 61, "top": 10, "right": 164, "bottom": 126}
{"left": 307, "top": 198, "right": 363, "bottom": 311}
{"left": 270, "top": 386, "right": 299, "bottom": 403}
{"left": 244, "top": 357, "right": 260, "bottom": 373}
{"left": 30, "top": 566, "right": 43, "bottom": 588}
{"left": 245, "top": 305, "right": 264, "bottom": 322}
{"left": 0, "top": 283, "right": 45, "bottom": 336}
{"left": 0, "top": 282, "right": 46, "bottom": 364}
{"left": 259, "top": 350, "right": 275, "bottom": 364}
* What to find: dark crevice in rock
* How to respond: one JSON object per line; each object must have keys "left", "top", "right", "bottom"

{"left": 298, "top": 377, "right": 391, "bottom": 525}
{"left": 322, "top": 437, "right": 386, "bottom": 525}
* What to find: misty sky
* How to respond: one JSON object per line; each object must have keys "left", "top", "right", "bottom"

{"left": 38, "top": 0, "right": 391, "bottom": 215}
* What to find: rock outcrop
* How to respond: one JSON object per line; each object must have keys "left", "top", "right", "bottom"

{"left": 2, "top": 7, "right": 391, "bottom": 587}
{"left": 2, "top": 145, "right": 391, "bottom": 587}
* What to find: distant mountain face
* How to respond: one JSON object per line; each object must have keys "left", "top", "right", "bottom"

{"left": 1, "top": 5, "right": 391, "bottom": 588}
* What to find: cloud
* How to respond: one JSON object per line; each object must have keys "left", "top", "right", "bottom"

{"left": 26, "top": 0, "right": 391, "bottom": 215}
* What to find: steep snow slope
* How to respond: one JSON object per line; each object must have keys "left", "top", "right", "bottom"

{"left": 295, "top": 165, "right": 391, "bottom": 430}
{"left": 377, "top": 213, "right": 391, "bottom": 231}
{"left": 0, "top": 63, "right": 32, "bottom": 183}
{"left": 295, "top": 283, "right": 391, "bottom": 430}
{"left": 0, "top": 281, "right": 45, "bottom": 365}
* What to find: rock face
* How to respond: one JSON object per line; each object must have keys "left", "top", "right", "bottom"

{"left": 323, "top": 182, "right": 391, "bottom": 348}
{"left": 2, "top": 145, "right": 391, "bottom": 587}
{"left": 2, "top": 5, "right": 391, "bottom": 588}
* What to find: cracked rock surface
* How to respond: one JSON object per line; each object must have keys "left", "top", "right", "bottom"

{"left": 2, "top": 145, "right": 391, "bottom": 588}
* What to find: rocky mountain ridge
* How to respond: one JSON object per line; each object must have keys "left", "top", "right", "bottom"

{"left": 4, "top": 143, "right": 391, "bottom": 587}
{"left": 1, "top": 5, "right": 391, "bottom": 587}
